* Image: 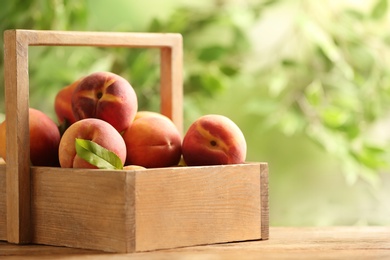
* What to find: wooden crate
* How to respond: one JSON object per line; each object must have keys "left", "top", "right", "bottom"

{"left": 0, "top": 30, "right": 269, "bottom": 253}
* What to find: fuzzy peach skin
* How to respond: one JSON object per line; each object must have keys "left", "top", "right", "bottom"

{"left": 58, "top": 118, "right": 127, "bottom": 169}
{"left": 72, "top": 71, "right": 138, "bottom": 133}
{"left": 0, "top": 121, "right": 5, "bottom": 161}
{"left": 122, "top": 116, "right": 182, "bottom": 168}
{"left": 0, "top": 108, "right": 61, "bottom": 167}
{"left": 134, "top": 111, "right": 170, "bottom": 121}
{"left": 182, "top": 114, "right": 247, "bottom": 166}
{"left": 54, "top": 78, "right": 82, "bottom": 127}
{"left": 123, "top": 165, "right": 146, "bottom": 170}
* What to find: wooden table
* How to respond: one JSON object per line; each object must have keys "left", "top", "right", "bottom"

{"left": 1, "top": 227, "right": 389, "bottom": 259}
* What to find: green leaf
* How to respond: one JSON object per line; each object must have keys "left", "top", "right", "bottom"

{"left": 281, "top": 59, "right": 298, "bottom": 67}
{"left": 320, "top": 106, "right": 350, "bottom": 129}
{"left": 371, "top": 0, "right": 388, "bottom": 20}
{"left": 198, "top": 45, "right": 227, "bottom": 62}
{"left": 188, "top": 71, "right": 225, "bottom": 96}
{"left": 350, "top": 144, "right": 388, "bottom": 169}
{"left": 75, "top": 138, "right": 123, "bottom": 170}
{"left": 305, "top": 80, "right": 323, "bottom": 106}
{"left": 148, "top": 18, "right": 162, "bottom": 31}
{"left": 220, "top": 64, "right": 239, "bottom": 76}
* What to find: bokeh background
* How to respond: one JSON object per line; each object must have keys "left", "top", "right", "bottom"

{"left": 1, "top": 0, "right": 390, "bottom": 226}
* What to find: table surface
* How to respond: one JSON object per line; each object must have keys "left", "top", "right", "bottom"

{"left": 1, "top": 227, "right": 389, "bottom": 259}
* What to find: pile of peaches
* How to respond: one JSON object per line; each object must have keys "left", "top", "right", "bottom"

{"left": 0, "top": 71, "right": 247, "bottom": 169}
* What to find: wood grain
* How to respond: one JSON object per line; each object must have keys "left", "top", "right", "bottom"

{"left": 22, "top": 30, "right": 181, "bottom": 48}
{"left": 4, "top": 29, "right": 32, "bottom": 244}
{"left": 27, "top": 163, "right": 265, "bottom": 252}
{"left": 160, "top": 43, "right": 183, "bottom": 136}
{"left": 134, "top": 163, "right": 262, "bottom": 251}
{"left": 1, "top": 227, "right": 389, "bottom": 259}
{"left": 260, "top": 163, "right": 269, "bottom": 240}
{"left": 30, "top": 167, "right": 135, "bottom": 253}
{"left": 0, "top": 166, "right": 6, "bottom": 240}
{"left": 180, "top": 226, "right": 390, "bottom": 259}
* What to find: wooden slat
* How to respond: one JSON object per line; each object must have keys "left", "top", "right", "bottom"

{"left": 0, "top": 165, "right": 6, "bottom": 240}
{"left": 160, "top": 40, "right": 183, "bottom": 135}
{"left": 124, "top": 173, "right": 136, "bottom": 253}
{"left": 30, "top": 167, "right": 135, "bottom": 253}
{"left": 134, "top": 163, "right": 262, "bottom": 252}
{"left": 260, "top": 163, "right": 269, "bottom": 240}
{"left": 19, "top": 30, "right": 181, "bottom": 48}
{"left": 4, "top": 29, "right": 32, "bottom": 244}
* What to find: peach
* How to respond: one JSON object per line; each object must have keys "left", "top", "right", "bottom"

{"left": 0, "top": 121, "right": 6, "bottom": 160}
{"left": 182, "top": 114, "right": 247, "bottom": 166}
{"left": 123, "top": 165, "right": 146, "bottom": 170}
{"left": 0, "top": 108, "right": 61, "bottom": 167}
{"left": 122, "top": 116, "right": 182, "bottom": 168}
{"left": 58, "top": 118, "right": 127, "bottom": 169}
{"left": 72, "top": 71, "right": 138, "bottom": 133}
{"left": 134, "top": 111, "right": 170, "bottom": 121}
{"left": 54, "top": 78, "right": 82, "bottom": 128}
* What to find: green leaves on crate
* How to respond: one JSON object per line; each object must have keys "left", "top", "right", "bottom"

{"left": 75, "top": 138, "right": 123, "bottom": 170}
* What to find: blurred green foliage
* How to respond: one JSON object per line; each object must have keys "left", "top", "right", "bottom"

{"left": 1, "top": 0, "right": 390, "bottom": 225}
{"left": 243, "top": 0, "right": 390, "bottom": 186}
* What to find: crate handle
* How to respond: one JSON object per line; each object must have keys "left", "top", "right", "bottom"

{"left": 3, "top": 29, "right": 183, "bottom": 244}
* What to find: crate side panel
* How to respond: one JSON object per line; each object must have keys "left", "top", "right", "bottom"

{"left": 31, "top": 167, "right": 132, "bottom": 252}
{"left": 0, "top": 166, "right": 6, "bottom": 240}
{"left": 135, "top": 163, "right": 262, "bottom": 252}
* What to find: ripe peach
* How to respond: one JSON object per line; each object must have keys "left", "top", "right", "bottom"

{"left": 72, "top": 71, "right": 138, "bottom": 133}
{"left": 58, "top": 118, "right": 127, "bottom": 169}
{"left": 122, "top": 116, "right": 182, "bottom": 168}
{"left": 123, "top": 165, "right": 146, "bottom": 170}
{"left": 0, "top": 121, "right": 6, "bottom": 160}
{"left": 54, "top": 78, "right": 82, "bottom": 128}
{"left": 134, "top": 111, "right": 170, "bottom": 121}
{"left": 182, "top": 114, "right": 247, "bottom": 166}
{"left": 0, "top": 108, "right": 61, "bottom": 167}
